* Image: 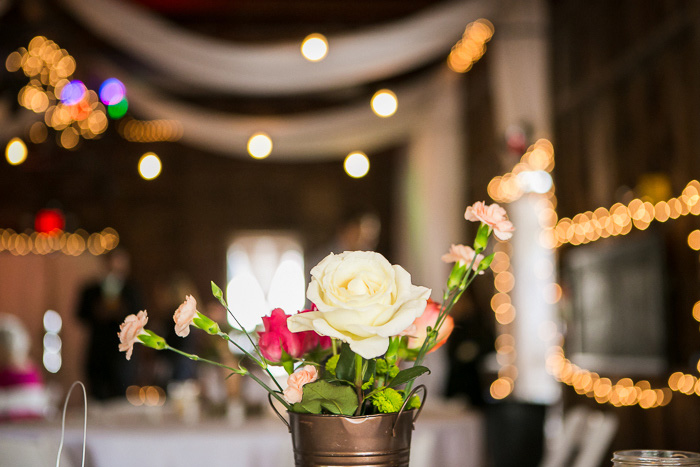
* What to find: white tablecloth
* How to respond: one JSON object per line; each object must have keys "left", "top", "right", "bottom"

{"left": 0, "top": 401, "right": 483, "bottom": 467}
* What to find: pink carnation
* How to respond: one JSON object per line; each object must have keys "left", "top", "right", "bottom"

{"left": 259, "top": 308, "right": 330, "bottom": 363}
{"left": 441, "top": 244, "right": 484, "bottom": 273}
{"left": 465, "top": 201, "right": 515, "bottom": 241}
{"left": 118, "top": 310, "right": 148, "bottom": 360}
{"left": 283, "top": 365, "right": 318, "bottom": 404}
{"left": 173, "top": 295, "right": 199, "bottom": 337}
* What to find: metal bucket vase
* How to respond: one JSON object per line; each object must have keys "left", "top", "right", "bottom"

{"left": 272, "top": 385, "right": 426, "bottom": 467}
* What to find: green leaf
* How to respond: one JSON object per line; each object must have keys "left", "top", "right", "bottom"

{"left": 325, "top": 354, "right": 340, "bottom": 377}
{"left": 299, "top": 380, "right": 358, "bottom": 416}
{"left": 335, "top": 343, "right": 356, "bottom": 382}
{"left": 387, "top": 366, "right": 430, "bottom": 388}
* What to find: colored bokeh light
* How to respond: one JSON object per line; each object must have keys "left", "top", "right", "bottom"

{"left": 35, "top": 208, "right": 66, "bottom": 233}
{"left": 99, "top": 78, "right": 126, "bottom": 106}
{"left": 247, "top": 132, "right": 273, "bottom": 159}
{"left": 60, "top": 80, "right": 86, "bottom": 105}
{"left": 108, "top": 98, "right": 129, "bottom": 119}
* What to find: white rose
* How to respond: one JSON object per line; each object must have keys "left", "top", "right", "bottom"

{"left": 288, "top": 251, "right": 431, "bottom": 359}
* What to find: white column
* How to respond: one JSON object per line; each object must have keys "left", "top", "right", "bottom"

{"left": 490, "top": 0, "right": 560, "bottom": 404}
{"left": 395, "top": 68, "right": 466, "bottom": 295}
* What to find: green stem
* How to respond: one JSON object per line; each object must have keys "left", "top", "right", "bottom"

{"left": 166, "top": 345, "right": 291, "bottom": 410}
{"left": 217, "top": 331, "right": 284, "bottom": 392}
{"left": 354, "top": 353, "right": 364, "bottom": 415}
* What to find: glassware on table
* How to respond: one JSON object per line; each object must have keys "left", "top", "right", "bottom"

{"left": 612, "top": 451, "right": 700, "bottom": 466}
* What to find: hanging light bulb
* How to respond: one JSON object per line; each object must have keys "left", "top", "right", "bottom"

{"left": 6, "top": 137, "right": 27, "bottom": 165}
{"left": 344, "top": 151, "right": 370, "bottom": 178}
{"left": 139, "top": 152, "right": 162, "bottom": 180}
{"left": 371, "top": 90, "right": 398, "bottom": 117}
{"left": 301, "top": 33, "right": 328, "bottom": 62}
{"left": 247, "top": 132, "right": 273, "bottom": 159}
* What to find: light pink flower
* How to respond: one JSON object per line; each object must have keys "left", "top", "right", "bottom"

{"left": 283, "top": 365, "right": 318, "bottom": 404}
{"left": 441, "top": 244, "right": 484, "bottom": 273}
{"left": 405, "top": 300, "right": 454, "bottom": 354}
{"left": 118, "top": 310, "right": 148, "bottom": 360}
{"left": 173, "top": 295, "right": 198, "bottom": 337}
{"left": 465, "top": 201, "right": 515, "bottom": 241}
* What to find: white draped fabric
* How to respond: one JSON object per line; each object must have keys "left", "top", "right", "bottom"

{"left": 59, "top": 0, "right": 492, "bottom": 95}
{"left": 117, "top": 66, "right": 438, "bottom": 160}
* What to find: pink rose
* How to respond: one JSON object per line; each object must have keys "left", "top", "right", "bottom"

{"left": 465, "top": 201, "right": 515, "bottom": 241}
{"left": 259, "top": 308, "right": 330, "bottom": 362}
{"left": 173, "top": 295, "right": 198, "bottom": 337}
{"left": 406, "top": 300, "right": 454, "bottom": 354}
{"left": 441, "top": 244, "right": 484, "bottom": 273}
{"left": 283, "top": 365, "right": 318, "bottom": 404}
{"left": 118, "top": 310, "right": 148, "bottom": 360}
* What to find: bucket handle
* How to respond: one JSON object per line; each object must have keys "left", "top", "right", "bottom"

{"left": 393, "top": 384, "right": 427, "bottom": 436}
{"left": 268, "top": 392, "right": 291, "bottom": 432}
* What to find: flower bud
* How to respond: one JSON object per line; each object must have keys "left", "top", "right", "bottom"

{"left": 137, "top": 330, "right": 166, "bottom": 350}
{"left": 193, "top": 312, "right": 221, "bottom": 335}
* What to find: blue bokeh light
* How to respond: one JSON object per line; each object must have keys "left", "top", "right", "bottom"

{"left": 60, "top": 80, "right": 86, "bottom": 106}
{"left": 99, "top": 78, "right": 126, "bottom": 106}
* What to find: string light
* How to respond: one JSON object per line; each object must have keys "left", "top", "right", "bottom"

{"left": 138, "top": 152, "right": 162, "bottom": 180}
{"left": 447, "top": 19, "right": 494, "bottom": 73}
{"left": 0, "top": 227, "right": 119, "bottom": 256}
{"left": 301, "top": 33, "right": 328, "bottom": 62}
{"left": 247, "top": 132, "right": 273, "bottom": 159}
{"left": 370, "top": 89, "right": 398, "bottom": 118}
{"left": 118, "top": 118, "right": 183, "bottom": 143}
{"left": 344, "top": 151, "right": 370, "bottom": 178}
{"left": 5, "top": 137, "right": 28, "bottom": 165}
{"left": 489, "top": 139, "right": 700, "bottom": 407}
{"left": 7, "top": 37, "right": 110, "bottom": 146}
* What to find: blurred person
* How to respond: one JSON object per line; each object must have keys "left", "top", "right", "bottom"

{"left": 0, "top": 313, "right": 49, "bottom": 420}
{"left": 77, "top": 248, "right": 144, "bottom": 400}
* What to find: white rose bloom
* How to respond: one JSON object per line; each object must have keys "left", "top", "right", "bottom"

{"left": 288, "top": 251, "right": 431, "bottom": 359}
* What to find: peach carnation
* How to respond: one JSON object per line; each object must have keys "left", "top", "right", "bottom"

{"left": 118, "top": 310, "right": 148, "bottom": 360}
{"left": 465, "top": 201, "right": 515, "bottom": 241}
{"left": 173, "top": 295, "right": 198, "bottom": 337}
{"left": 283, "top": 365, "right": 318, "bottom": 404}
{"left": 441, "top": 244, "right": 484, "bottom": 273}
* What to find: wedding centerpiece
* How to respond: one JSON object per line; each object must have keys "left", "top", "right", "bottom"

{"left": 117, "top": 201, "right": 513, "bottom": 466}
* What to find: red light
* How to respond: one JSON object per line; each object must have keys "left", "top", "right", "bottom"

{"left": 35, "top": 209, "right": 65, "bottom": 234}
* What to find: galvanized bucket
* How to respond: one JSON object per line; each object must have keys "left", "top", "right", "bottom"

{"left": 271, "top": 385, "right": 426, "bottom": 467}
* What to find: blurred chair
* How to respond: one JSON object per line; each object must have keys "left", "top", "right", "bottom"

{"left": 540, "top": 406, "right": 618, "bottom": 467}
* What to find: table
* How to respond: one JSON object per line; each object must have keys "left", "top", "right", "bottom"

{"left": 0, "top": 400, "right": 483, "bottom": 467}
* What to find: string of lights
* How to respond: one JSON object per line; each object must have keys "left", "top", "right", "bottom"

{"left": 487, "top": 138, "right": 700, "bottom": 408}
{"left": 0, "top": 227, "right": 119, "bottom": 256}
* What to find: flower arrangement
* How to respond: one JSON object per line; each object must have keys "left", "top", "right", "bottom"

{"left": 118, "top": 201, "right": 513, "bottom": 416}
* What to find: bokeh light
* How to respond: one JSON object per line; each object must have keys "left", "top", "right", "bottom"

{"left": 108, "top": 98, "right": 129, "bottom": 119}
{"left": 138, "top": 152, "right": 162, "bottom": 180}
{"left": 344, "top": 151, "right": 370, "bottom": 178}
{"left": 301, "top": 33, "right": 328, "bottom": 62}
{"left": 59, "top": 80, "right": 86, "bottom": 105}
{"left": 6, "top": 137, "right": 28, "bottom": 165}
{"left": 247, "top": 132, "right": 273, "bottom": 159}
{"left": 371, "top": 89, "right": 398, "bottom": 118}
{"left": 99, "top": 78, "right": 126, "bottom": 105}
